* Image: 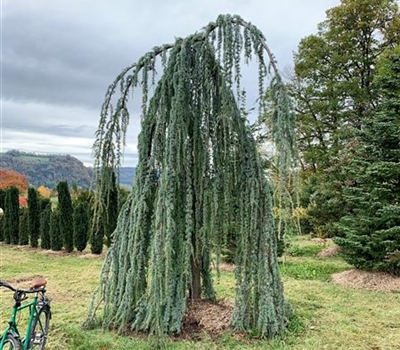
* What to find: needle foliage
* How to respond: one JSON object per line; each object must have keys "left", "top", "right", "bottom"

{"left": 88, "top": 14, "right": 294, "bottom": 340}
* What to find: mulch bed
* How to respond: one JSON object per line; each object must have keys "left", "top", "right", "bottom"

{"left": 178, "top": 299, "right": 234, "bottom": 340}
{"left": 332, "top": 269, "right": 400, "bottom": 292}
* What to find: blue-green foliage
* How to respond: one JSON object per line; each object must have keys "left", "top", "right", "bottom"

{"left": 88, "top": 14, "right": 294, "bottom": 340}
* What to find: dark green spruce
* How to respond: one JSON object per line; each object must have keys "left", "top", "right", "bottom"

{"left": 87, "top": 14, "right": 294, "bottom": 340}
{"left": 289, "top": 0, "right": 400, "bottom": 237}
{"left": 335, "top": 45, "right": 400, "bottom": 275}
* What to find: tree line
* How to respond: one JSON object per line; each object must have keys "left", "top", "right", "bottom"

{"left": 0, "top": 174, "right": 126, "bottom": 254}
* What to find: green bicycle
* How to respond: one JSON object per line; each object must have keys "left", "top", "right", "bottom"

{"left": 0, "top": 278, "right": 51, "bottom": 350}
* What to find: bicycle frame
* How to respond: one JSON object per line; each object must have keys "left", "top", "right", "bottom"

{"left": 0, "top": 291, "right": 40, "bottom": 350}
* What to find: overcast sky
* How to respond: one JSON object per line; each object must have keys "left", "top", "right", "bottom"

{"left": 1, "top": 0, "right": 340, "bottom": 166}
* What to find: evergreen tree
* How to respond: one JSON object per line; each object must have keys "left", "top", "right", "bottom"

{"left": 19, "top": 208, "right": 29, "bottom": 245}
{"left": 6, "top": 187, "right": 20, "bottom": 245}
{"left": 49, "top": 209, "right": 63, "bottom": 251}
{"left": 28, "top": 187, "right": 40, "bottom": 247}
{"left": 89, "top": 220, "right": 104, "bottom": 254}
{"left": 57, "top": 181, "right": 74, "bottom": 252}
{"left": 86, "top": 15, "right": 294, "bottom": 339}
{"left": 74, "top": 201, "right": 89, "bottom": 252}
{"left": 0, "top": 189, "right": 6, "bottom": 241}
{"left": 118, "top": 187, "right": 129, "bottom": 212}
{"left": 40, "top": 203, "right": 52, "bottom": 250}
{"left": 335, "top": 45, "right": 400, "bottom": 274}
{"left": 3, "top": 197, "right": 10, "bottom": 244}
{"left": 290, "top": 0, "right": 400, "bottom": 236}
{"left": 104, "top": 169, "right": 118, "bottom": 247}
{"left": 39, "top": 197, "right": 51, "bottom": 211}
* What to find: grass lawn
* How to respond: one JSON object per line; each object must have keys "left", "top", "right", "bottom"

{"left": 1, "top": 236, "right": 400, "bottom": 349}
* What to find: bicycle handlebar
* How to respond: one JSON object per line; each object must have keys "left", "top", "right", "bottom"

{"left": 0, "top": 280, "right": 46, "bottom": 294}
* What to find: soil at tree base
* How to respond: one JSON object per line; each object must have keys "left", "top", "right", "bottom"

{"left": 178, "top": 299, "right": 235, "bottom": 340}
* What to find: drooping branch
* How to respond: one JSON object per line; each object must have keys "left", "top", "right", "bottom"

{"left": 87, "top": 13, "right": 293, "bottom": 342}
{"left": 92, "top": 14, "right": 280, "bottom": 168}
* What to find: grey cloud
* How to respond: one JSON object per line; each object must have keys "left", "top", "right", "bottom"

{"left": 2, "top": 0, "right": 341, "bottom": 167}
{"left": 3, "top": 13, "right": 133, "bottom": 108}
{"left": 5, "top": 123, "right": 94, "bottom": 138}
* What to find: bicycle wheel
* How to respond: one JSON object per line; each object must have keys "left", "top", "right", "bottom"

{"left": 29, "top": 305, "right": 51, "bottom": 350}
{"left": 2, "top": 334, "right": 21, "bottom": 350}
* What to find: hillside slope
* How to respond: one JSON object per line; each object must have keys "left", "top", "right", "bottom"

{"left": 0, "top": 150, "right": 136, "bottom": 189}
{"left": 0, "top": 150, "right": 93, "bottom": 189}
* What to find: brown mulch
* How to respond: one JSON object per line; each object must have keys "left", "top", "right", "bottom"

{"left": 40, "top": 249, "right": 105, "bottom": 258}
{"left": 40, "top": 249, "right": 69, "bottom": 256}
{"left": 317, "top": 245, "right": 342, "bottom": 258}
{"left": 332, "top": 269, "right": 400, "bottom": 292}
{"left": 178, "top": 299, "right": 234, "bottom": 340}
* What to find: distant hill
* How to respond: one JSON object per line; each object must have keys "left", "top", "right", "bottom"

{"left": 0, "top": 150, "right": 136, "bottom": 189}
{"left": 118, "top": 167, "right": 136, "bottom": 187}
{"left": 0, "top": 150, "right": 93, "bottom": 189}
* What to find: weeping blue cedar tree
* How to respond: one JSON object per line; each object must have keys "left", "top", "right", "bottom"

{"left": 86, "top": 14, "right": 295, "bottom": 339}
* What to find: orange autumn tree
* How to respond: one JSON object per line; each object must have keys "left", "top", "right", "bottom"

{"left": 37, "top": 185, "right": 53, "bottom": 198}
{"left": 0, "top": 170, "right": 29, "bottom": 194}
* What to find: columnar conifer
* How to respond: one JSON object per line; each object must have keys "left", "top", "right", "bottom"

{"left": 57, "top": 181, "right": 74, "bottom": 252}
{"left": 105, "top": 169, "right": 118, "bottom": 247}
{"left": 19, "top": 208, "right": 29, "bottom": 245}
{"left": 6, "top": 187, "right": 19, "bottom": 245}
{"left": 87, "top": 14, "right": 294, "bottom": 339}
{"left": 89, "top": 219, "right": 104, "bottom": 254}
{"left": 40, "top": 203, "right": 52, "bottom": 250}
{"left": 0, "top": 189, "right": 6, "bottom": 241}
{"left": 49, "top": 209, "right": 63, "bottom": 251}
{"left": 28, "top": 187, "right": 40, "bottom": 247}
{"left": 74, "top": 201, "right": 89, "bottom": 252}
